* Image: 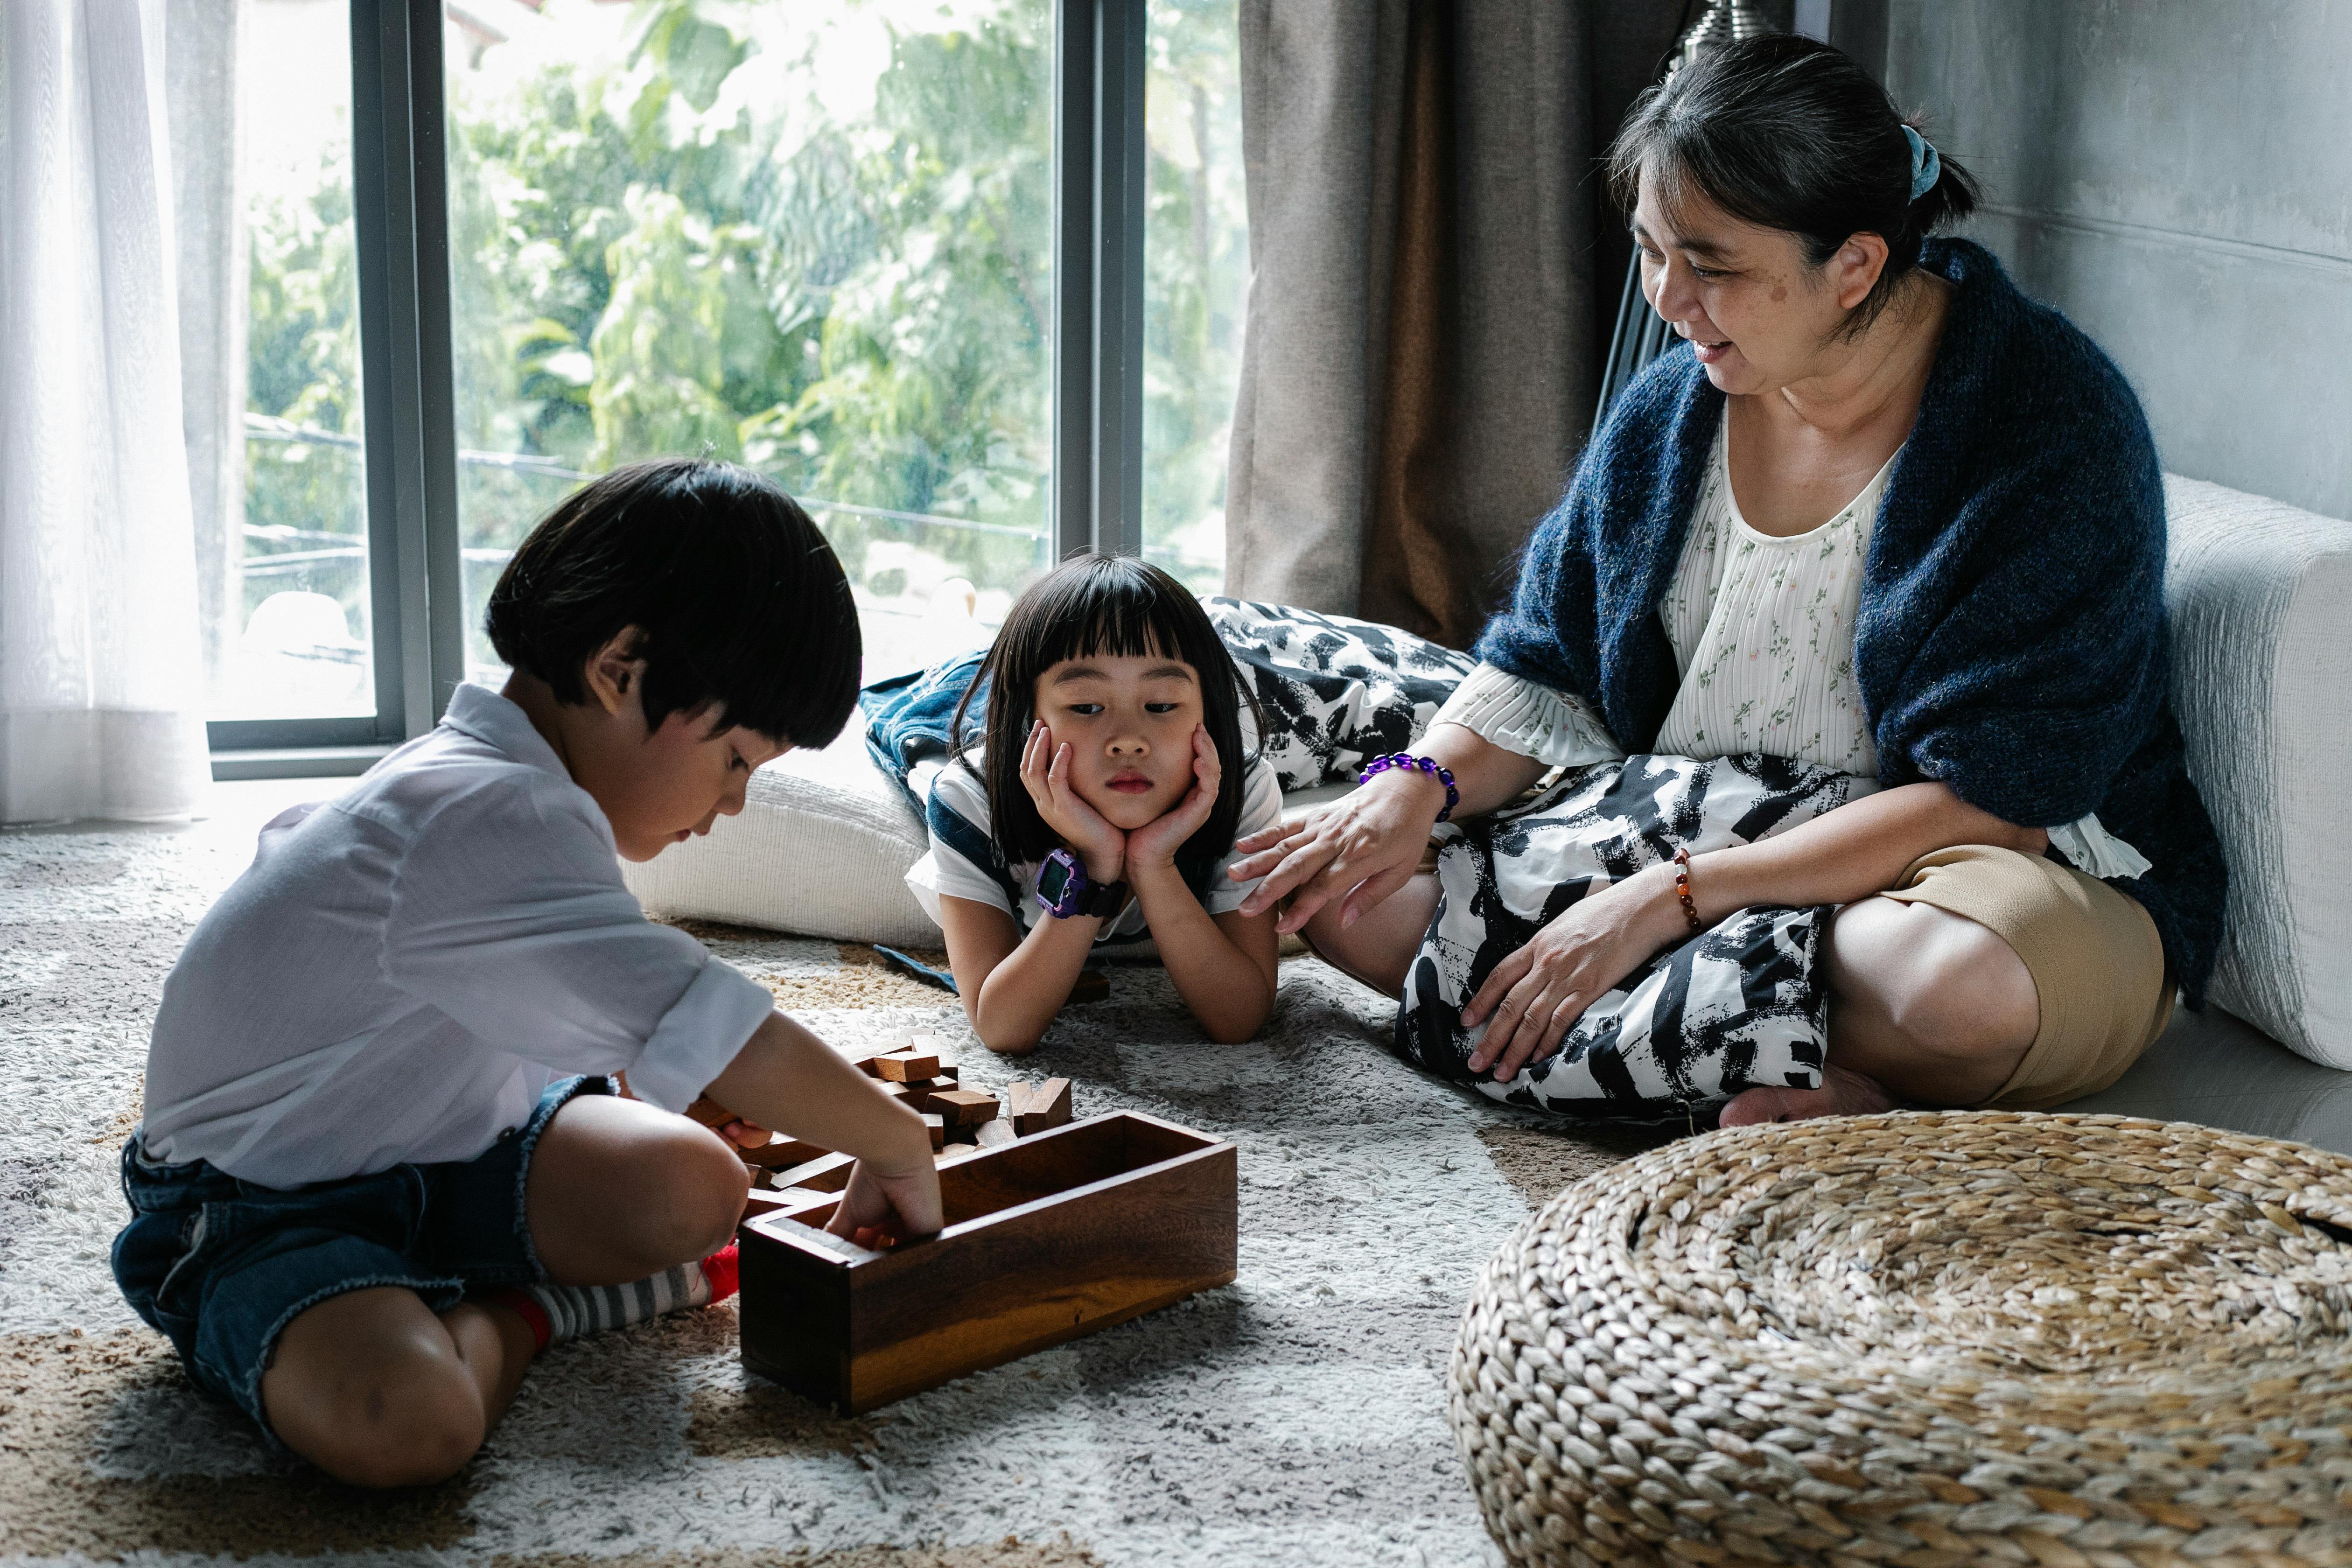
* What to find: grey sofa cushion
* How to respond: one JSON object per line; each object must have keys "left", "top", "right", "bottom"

{"left": 2164, "top": 476, "right": 2352, "bottom": 1067}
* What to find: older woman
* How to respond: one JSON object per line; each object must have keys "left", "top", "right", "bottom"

{"left": 1230, "top": 35, "right": 2224, "bottom": 1125}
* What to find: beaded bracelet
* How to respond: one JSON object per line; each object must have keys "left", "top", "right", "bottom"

{"left": 1672, "top": 846, "right": 1702, "bottom": 931}
{"left": 1358, "top": 752, "right": 1460, "bottom": 823}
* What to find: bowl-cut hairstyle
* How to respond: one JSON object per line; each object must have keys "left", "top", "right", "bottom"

{"left": 485, "top": 458, "right": 860, "bottom": 747}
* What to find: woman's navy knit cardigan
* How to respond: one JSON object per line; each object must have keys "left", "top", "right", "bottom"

{"left": 1475, "top": 238, "right": 2227, "bottom": 1001}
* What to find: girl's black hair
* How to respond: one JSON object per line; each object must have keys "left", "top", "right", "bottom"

{"left": 949, "top": 555, "right": 1256, "bottom": 893}
{"left": 486, "top": 458, "right": 860, "bottom": 747}
{"left": 1608, "top": 34, "right": 1981, "bottom": 334}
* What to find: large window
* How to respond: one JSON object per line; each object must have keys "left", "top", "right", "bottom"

{"left": 1141, "top": 0, "right": 1243, "bottom": 594}
{"left": 444, "top": 0, "right": 1055, "bottom": 685}
{"left": 203, "top": 0, "right": 377, "bottom": 723}
{"left": 180, "top": 0, "right": 1243, "bottom": 751}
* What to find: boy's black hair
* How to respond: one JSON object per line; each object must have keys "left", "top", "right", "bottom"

{"left": 485, "top": 458, "right": 860, "bottom": 747}
{"left": 949, "top": 555, "right": 1257, "bottom": 893}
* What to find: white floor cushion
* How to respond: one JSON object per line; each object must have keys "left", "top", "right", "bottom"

{"left": 2166, "top": 475, "right": 2352, "bottom": 1067}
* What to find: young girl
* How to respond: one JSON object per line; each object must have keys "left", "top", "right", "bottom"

{"left": 904, "top": 555, "right": 1284, "bottom": 1052}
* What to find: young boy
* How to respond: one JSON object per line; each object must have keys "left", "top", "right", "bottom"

{"left": 112, "top": 459, "right": 940, "bottom": 1487}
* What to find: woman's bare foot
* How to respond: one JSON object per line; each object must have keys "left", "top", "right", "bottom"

{"left": 1717, "top": 1061, "right": 1897, "bottom": 1127}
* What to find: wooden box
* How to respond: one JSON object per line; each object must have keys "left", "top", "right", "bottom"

{"left": 736, "top": 1111, "right": 1236, "bottom": 1413}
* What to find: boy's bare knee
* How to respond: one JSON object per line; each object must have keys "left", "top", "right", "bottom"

{"left": 264, "top": 1295, "right": 487, "bottom": 1488}
{"left": 613, "top": 1122, "right": 745, "bottom": 1267}
{"left": 311, "top": 1372, "right": 484, "bottom": 1488}
{"left": 676, "top": 1127, "right": 750, "bottom": 1257}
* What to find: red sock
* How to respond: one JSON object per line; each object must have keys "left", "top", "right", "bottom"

{"left": 700, "top": 1242, "right": 740, "bottom": 1304}
{"left": 489, "top": 1288, "right": 553, "bottom": 1352}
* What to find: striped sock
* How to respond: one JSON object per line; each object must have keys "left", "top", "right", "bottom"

{"left": 491, "top": 1244, "right": 739, "bottom": 1351}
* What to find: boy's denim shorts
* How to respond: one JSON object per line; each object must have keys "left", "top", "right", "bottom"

{"left": 110, "top": 1073, "right": 610, "bottom": 1442}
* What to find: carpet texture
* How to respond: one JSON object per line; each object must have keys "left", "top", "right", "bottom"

{"left": 0, "top": 793, "right": 1676, "bottom": 1566}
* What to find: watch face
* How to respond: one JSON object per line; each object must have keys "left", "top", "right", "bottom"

{"left": 1036, "top": 848, "right": 1084, "bottom": 917}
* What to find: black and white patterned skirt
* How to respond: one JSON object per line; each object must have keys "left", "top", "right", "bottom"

{"left": 1394, "top": 753, "right": 1864, "bottom": 1118}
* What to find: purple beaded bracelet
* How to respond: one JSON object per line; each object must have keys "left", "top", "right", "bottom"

{"left": 1358, "top": 752, "right": 1459, "bottom": 823}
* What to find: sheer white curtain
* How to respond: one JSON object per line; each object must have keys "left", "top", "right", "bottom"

{"left": 0, "top": 0, "right": 209, "bottom": 823}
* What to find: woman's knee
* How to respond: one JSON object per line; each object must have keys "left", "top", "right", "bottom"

{"left": 1297, "top": 874, "right": 1438, "bottom": 998}
{"left": 1830, "top": 899, "right": 2038, "bottom": 1065}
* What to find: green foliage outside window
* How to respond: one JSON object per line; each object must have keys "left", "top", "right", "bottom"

{"left": 241, "top": 0, "right": 1242, "bottom": 676}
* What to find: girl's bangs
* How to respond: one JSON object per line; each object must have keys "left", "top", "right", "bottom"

{"left": 1024, "top": 568, "right": 1205, "bottom": 675}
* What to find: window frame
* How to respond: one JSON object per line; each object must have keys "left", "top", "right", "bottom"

{"left": 210, "top": 0, "right": 1152, "bottom": 773}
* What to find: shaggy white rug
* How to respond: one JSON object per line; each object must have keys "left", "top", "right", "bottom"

{"left": 0, "top": 786, "right": 1668, "bottom": 1567}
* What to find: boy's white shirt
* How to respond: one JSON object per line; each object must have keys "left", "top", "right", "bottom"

{"left": 139, "top": 682, "right": 775, "bottom": 1189}
{"left": 903, "top": 749, "right": 1284, "bottom": 938}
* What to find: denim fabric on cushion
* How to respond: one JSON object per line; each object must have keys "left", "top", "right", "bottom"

{"left": 111, "top": 1074, "right": 609, "bottom": 1443}
{"left": 1475, "top": 238, "right": 2226, "bottom": 1001}
{"left": 859, "top": 647, "right": 989, "bottom": 798}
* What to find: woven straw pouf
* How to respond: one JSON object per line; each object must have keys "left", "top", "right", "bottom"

{"left": 1450, "top": 1111, "right": 2352, "bottom": 1568}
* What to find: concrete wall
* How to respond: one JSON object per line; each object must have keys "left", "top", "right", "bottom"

{"left": 1884, "top": 1, "right": 2352, "bottom": 522}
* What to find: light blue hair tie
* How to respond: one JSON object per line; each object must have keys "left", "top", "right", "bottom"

{"left": 1903, "top": 125, "right": 1941, "bottom": 202}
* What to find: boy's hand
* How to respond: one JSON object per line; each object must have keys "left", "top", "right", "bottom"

{"left": 1019, "top": 720, "right": 1126, "bottom": 883}
{"left": 683, "top": 1094, "right": 772, "bottom": 1151}
{"left": 1125, "top": 725, "right": 1219, "bottom": 875}
{"left": 825, "top": 1156, "right": 944, "bottom": 1248}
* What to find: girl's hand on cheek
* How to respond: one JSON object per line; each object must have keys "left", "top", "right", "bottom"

{"left": 1126, "top": 725, "right": 1219, "bottom": 875}
{"left": 1019, "top": 720, "right": 1126, "bottom": 882}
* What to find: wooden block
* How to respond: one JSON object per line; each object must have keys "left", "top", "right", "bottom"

{"left": 974, "top": 1118, "right": 1018, "bottom": 1148}
{"left": 774, "top": 1151, "right": 859, "bottom": 1193}
{"left": 929, "top": 1088, "right": 1000, "bottom": 1127}
{"left": 1066, "top": 969, "right": 1110, "bottom": 1006}
{"left": 740, "top": 1134, "right": 833, "bottom": 1170}
{"left": 740, "top": 1112, "right": 1237, "bottom": 1414}
{"left": 935, "top": 1064, "right": 961, "bottom": 1085}
{"left": 922, "top": 1113, "right": 945, "bottom": 1151}
{"left": 875, "top": 1080, "right": 910, "bottom": 1103}
{"left": 1003, "top": 1081, "right": 1035, "bottom": 1121}
{"left": 873, "top": 1050, "right": 941, "bottom": 1082}
{"left": 685, "top": 1095, "right": 746, "bottom": 1132}
{"left": 1015, "top": 1078, "right": 1072, "bottom": 1137}
{"left": 897, "top": 1077, "right": 952, "bottom": 1112}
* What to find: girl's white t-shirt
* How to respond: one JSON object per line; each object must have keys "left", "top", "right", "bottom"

{"left": 903, "top": 749, "right": 1286, "bottom": 938}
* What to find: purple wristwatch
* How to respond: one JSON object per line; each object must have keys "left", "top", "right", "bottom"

{"left": 1037, "top": 847, "right": 1128, "bottom": 920}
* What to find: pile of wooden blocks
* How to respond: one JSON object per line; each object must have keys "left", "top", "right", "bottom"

{"left": 707, "top": 1034, "right": 1077, "bottom": 1198}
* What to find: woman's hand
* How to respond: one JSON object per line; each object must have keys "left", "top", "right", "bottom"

{"left": 1125, "top": 725, "right": 1219, "bottom": 875}
{"left": 1019, "top": 720, "right": 1125, "bottom": 882}
{"left": 1462, "top": 864, "right": 1687, "bottom": 1082}
{"left": 825, "top": 1155, "right": 944, "bottom": 1248}
{"left": 1228, "top": 768, "right": 1449, "bottom": 934}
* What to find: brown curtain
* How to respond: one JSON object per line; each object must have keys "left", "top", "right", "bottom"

{"left": 1224, "top": 0, "right": 1687, "bottom": 647}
